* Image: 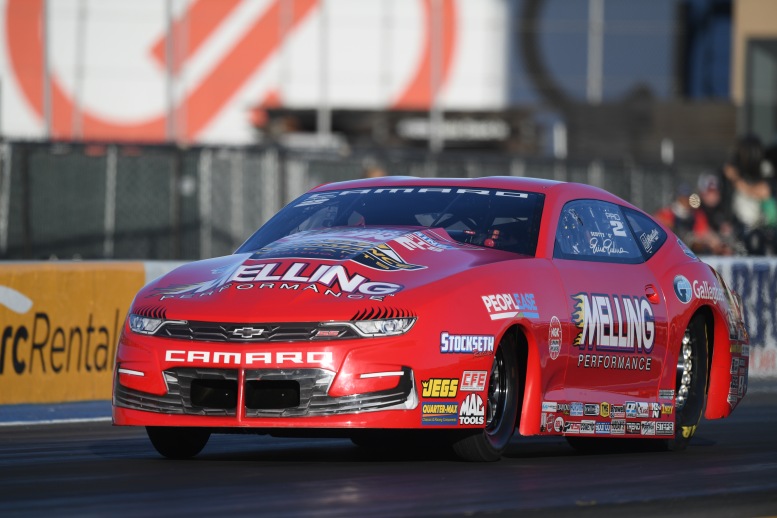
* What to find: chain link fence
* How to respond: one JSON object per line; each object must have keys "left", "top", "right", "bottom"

{"left": 0, "top": 140, "right": 716, "bottom": 261}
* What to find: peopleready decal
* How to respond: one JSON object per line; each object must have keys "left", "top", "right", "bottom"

{"left": 482, "top": 293, "right": 539, "bottom": 320}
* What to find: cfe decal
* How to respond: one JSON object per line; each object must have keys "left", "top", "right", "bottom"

{"left": 571, "top": 292, "right": 655, "bottom": 371}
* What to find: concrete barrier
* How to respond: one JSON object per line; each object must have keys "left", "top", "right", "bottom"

{"left": 1, "top": 257, "right": 774, "bottom": 405}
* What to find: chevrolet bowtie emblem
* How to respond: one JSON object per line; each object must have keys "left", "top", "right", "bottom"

{"left": 232, "top": 327, "right": 265, "bottom": 339}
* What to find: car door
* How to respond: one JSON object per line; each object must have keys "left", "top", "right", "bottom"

{"left": 552, "top": 199, "right": 669, "bottom": 402}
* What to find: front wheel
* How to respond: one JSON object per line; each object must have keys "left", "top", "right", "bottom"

{"left": 667, "top": 314, "right": 709, "bottom": 451}
{"left": 146, "top": 426, "right": 210, "bottom": 459}
{"left": 450, "top": 336, "right": 518, "bottom": 461}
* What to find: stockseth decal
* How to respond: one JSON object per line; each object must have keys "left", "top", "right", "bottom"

{"left": 548, "top": 316, "right": 562, "bottom": 360}
{"left": 459, "top": 393, "right": 485, "bottom": 425}
{"left": 440, "top": 332, "right": 494, "bottom": 355}
{"left": 482, "top": 293, "right": 539, "bottom": 320}
{"left": 461, "top": 371, "right": 487, "bottom": 391}
{"left": 421, "top": 402, "right": 459, "bottom": 426}
{"left": 674, "top": 275, "right": 692, "bottom": 304}
{"left": 571, "top": 292, "right": 655, "bottom": 371}
{"left": 421, "top": 378, "right": 459, "bottom": 398}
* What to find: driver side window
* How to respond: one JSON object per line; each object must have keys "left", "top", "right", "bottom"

{"left": 554, "top": 200, "right": 643, "bottom": 263}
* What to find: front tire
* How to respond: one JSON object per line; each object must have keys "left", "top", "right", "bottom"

{"left": 667, "top": 314, "right": 709, "bottom": 451}
{"left": 146, "top": 426, "right": 210, "bottom": 459}
{"left": 451, "top": 335, "right": 518, "bottom": 461}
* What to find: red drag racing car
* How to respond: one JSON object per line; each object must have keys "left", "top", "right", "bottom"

{"left": 113, "top": 177, "right": 749, "bottom": 461}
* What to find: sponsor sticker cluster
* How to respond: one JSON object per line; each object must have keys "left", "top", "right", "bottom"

{"left": 539, "top": 399, "right": 675, "bottom": 438}
{"left": 420, "top": 370, "right": 489, "bottom": 427}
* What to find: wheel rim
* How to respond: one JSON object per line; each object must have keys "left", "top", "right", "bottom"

{"left": 675, "top": 328, "right": 693, "bottom": 411}
{"left": 486, "top": 348, "right": 507, "bottom": 433}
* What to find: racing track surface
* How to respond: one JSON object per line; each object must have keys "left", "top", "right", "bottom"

{"left": 1, "top": 391, "right": 776, "bottom": 517}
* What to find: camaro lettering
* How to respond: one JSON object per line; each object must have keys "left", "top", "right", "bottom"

{"left": 440, "top": 332, "right": 495, "bottom": 354}
{"left": 571, "top": 293, "right": 654, "bottom": 354}
{"left": 165, "top": 350, "right": 332, "bottom": 366}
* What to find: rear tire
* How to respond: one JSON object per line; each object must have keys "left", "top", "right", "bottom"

{"left": 451, "top": 335, "right": 518, "bottom": 461}
{"left": 146, "top": 426, "right": 210, "bottom": 459}
{"left": 666, "top": 314, "right": 709, "bottom": 451}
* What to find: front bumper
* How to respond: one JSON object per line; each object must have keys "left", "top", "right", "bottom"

{"left": 114, "top": 366, "right": 416, "bottom": 419}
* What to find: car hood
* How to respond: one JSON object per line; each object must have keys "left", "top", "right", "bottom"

{"left": 134, "top": 227, "right": 524, "bottom": 322}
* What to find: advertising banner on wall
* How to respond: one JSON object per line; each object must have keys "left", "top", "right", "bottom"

{"left": 0, "top": 0, "right": 508, "bottom": 144}
{"left": 705, "top": 257, "right": 777, "bottom": 379}
{"left": 0, "top": 262, "right": 144, "bottom": 404}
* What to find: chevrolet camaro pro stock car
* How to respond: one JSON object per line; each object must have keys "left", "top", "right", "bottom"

{"left": 113, "top": 176, "right": 749, "bottom": 461}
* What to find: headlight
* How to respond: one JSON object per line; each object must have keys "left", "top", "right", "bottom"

{"left": 128, "top": 314, "right": 165, "bottom": 335}
{"left": 352, "top": 318, "right": 416, "bottom": 337}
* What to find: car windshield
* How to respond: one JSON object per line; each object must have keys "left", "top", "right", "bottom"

{"left": 237, "top": 186, "right": 545, "bottom": 256}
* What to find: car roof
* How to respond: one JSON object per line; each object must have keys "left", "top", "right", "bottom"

{"left": 312, "top": 176, "right": 633, "bottom": 209}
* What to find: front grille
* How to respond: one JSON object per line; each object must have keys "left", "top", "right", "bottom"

{"left": 115, "top": 367, "right": 416, "bottom": 417}
{"left": 114, "top": 368, "right": 238, "bottom": 416}
{"left": 157, "top": 321, "right": 359, "bottom": 342}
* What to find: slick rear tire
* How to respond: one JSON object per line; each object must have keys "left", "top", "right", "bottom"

{"left": 451, "top": 336, "right": 518, "bottom": 462}
{"left": 146, "top": 426, "right": 210, "bottom": 459}
{"left": 666, "top": 314, "right": 709, "bottom": 451}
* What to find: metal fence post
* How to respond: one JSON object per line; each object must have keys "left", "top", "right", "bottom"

{"left": 198, "top": 148, "right": 213, "bottom": 259}
{"left": 103, "top": 145, "right": 117, "bottom": 258}
{"left": 0, "top": 143, "right": 12, "bottom": 256}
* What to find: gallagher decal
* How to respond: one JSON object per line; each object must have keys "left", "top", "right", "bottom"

{"left": 673, "top": 275, "right": 692, "bottom": 304}
{"left": 571, "top": 292, "right": 655, "bottom": 371}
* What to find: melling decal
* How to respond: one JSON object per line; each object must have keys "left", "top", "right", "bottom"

{"left": 571, "top": 292, "right": 655, "bottom": 371}
{"left": 155, "top": 261, "right": 403, "bottom": 301}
